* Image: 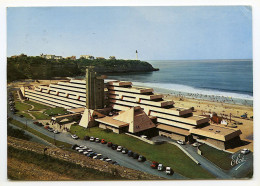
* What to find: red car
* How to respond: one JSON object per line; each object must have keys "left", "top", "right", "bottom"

{"left": 101, "top": 139, "right": 107, "bottom": 144}
{"left": 33, "top": 121, "right": 39, "bottom": 124}
{"left": 44, "top": 126, "right": 49, "bottom": 129}
{"left": 150, "top": 161, "right": 159, "bottom": 169}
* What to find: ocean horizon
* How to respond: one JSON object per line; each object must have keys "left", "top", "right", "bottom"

{"left": 104, "top": 59, "right": 253, "bottom": 106}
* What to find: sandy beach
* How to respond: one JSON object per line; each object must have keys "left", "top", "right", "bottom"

{"left": 164, "top": 94, "right": 253, "bottom": 152}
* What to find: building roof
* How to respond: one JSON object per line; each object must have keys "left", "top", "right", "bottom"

{"left": 190, "top": 124, "right": 242, "bottom": 141}
{"left": 157, "top": 124, "right": 190, "bottom": 136}
{"left": 95, "top": 116, "right": 129, "bottom": 128}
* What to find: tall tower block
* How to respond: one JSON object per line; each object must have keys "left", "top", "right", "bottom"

{"left": 86, "top": 67, "right": 105, "bottom": 109}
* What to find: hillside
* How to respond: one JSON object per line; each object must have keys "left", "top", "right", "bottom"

{"left": 7, "top": 136, "right": 163, "bottom": 180}
{"left": 7, "top": 56, "right": 158, "bottom": 82}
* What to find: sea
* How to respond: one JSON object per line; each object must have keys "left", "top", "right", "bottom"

{"left": 104, "top": 60, "right": 253, "bottom": 106}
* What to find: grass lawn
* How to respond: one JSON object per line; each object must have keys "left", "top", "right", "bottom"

{"left": 25, "top": 100, "right": 51, "bottom": 111}
{"left": 8, "top": 146, "right": 126, "bottom": 180}
{"left": 9, "top": 119, "right": 71, "bottom": 149}
{"left": 16, "top": 112, "right": 33, "bottom": 120}
{"left": 44, "top": 107, "right": 68, "bottom": 116}
{"left": 15, "top": 101, "right": 32, "bottom": 112}
{"left": 70, "top": 125, "right": 215, "bottom": 179}
{"left": 30, "top": 112, "right": 51, "bottom": 120}
{"left": 199, "top": 144, "right": 233, "bottom": 170}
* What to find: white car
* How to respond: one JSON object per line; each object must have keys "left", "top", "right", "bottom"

{"left": 140, "top": 135, "right": 148, "bottom": 139}
{"left": 192, "top": 142, "right": 200, "bottom": 147}
{"left": 117, "top": 146, "right": 123, "bottom": 152}
{"left": 157, "top": 164, "right": 164, "bottom": 171}
{"left": 78, "top": 149, "right": 84, "bottom": 153}
{"left": 177, "top": 140, "right": 185, "bottom": 145}
{"left": 165, "top": 167, "right": 173, "bottom": 175}
{"left": 241, "top": 148, "right": 250, "bottom": 154}
{"left": 71, "top": 134, "right": 79, "bottom": 139}
{"left": 53, "top": 130, "right": 59, "bottom": 134}
{"left": 93, "top": 154, "right": 103, "bottom": 159}
{"left": 81, "top": 146, "right": 88, "bottom": 150}
{"left": 105, "top": 158, "right": 112, "bottom": 162}
{"left": 90, "top": 137, "right": 95, "bottom": 142}
{"left": 75, "top": 147, "right": 81, "bottom": 151}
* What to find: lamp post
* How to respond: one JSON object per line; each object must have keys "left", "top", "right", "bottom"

{"left": 53, "top": 133, "right": 56, "bottom": 145}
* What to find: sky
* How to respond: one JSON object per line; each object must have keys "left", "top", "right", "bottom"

{"left": 7, "top": 6, "right": 252, "bottom": 60}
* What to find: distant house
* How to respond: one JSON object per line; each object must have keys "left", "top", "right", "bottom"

{"left": 54, "top": 56, "right": 63, "bottom": 60}
{"left": 66, "top": 56, "right": 76, "bottom": 60}
{"left": 80, "top": 55, "right": 95, "bottom": 60}
{"left": 40, "top": 54, "right": 63, "bottom": 60}
{"left": 109, "top": 56, "right": 116, "bottom": 60}
{"left": 96, "top": 57, "right": 105, "bottom": 60}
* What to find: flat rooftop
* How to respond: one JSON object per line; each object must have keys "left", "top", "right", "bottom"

{"left": 157, "top": 124, "right": 190, "bottom": 136}
{"left": 95, "top": 116, "right": 129, "bottom": 128}
{"left": 190, "top": 124, "right": 242, "bottom": 141}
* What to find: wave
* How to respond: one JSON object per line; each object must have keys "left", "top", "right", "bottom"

{"left": 128, "top": 81, "right": 253, "bottom": 101}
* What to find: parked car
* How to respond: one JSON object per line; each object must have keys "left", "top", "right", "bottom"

{"left": 100, "top": 157, "right": 109, "bottom": 161}
{"left": 107, "top": 142, "right": 113, "bottom": 147}
{"left": 192, "top": 142, "right": 200, "bottom": 147}
{"left": 83, "top": 151, "right": 90, "bottom": 155}
{"left": 150, "top": 161, "right": 159, "bottom": 169}
{"left": 112, "top": 144, "right": 118, "bottom": 150}
{"left": 165, "top": 167, "right": 173, "bottom": 175}
{"left": 75, "top": 147, "right": 81, "bottom": 151}
{"left": 101, "top": 139, "right": 107, "bottom": 144}
{"left": 19, "top": 114, "right": 24, "bottom": 118}
{"left": 86, "top": 149, "right": 93, "bottom": 153}
{"left": 93, "top": 154, "right": 103, "bottom": 159}
{"left": 81, "top": 146, "right": 88, "bottom": 150}
{"left": 44, "top": 126, "right": 49, "bottom": 130}
{"left": 111, "top": 161, "right": 119, "bottom": 165}
{"left": 53, "top": 130, "right": 59, "bottom": 134}
{"left": 33, "top": 121, "right": 39, "bottom": 125}
{"left": 78, "top": 149, "right": 84, "bottom": 153}
{"left": 95, "top": 138, "right": 101, "bottom": 143}
{"left": 122, "top": 148, "right": 128, "bottom": 154}
{"left": 137, "top": 155, "right": 146, "bottom": 162}
{"left": 87, "top": 152, "right": 97, "bottom": 158}
{"left": 84, "top": 135, "right": 90, "bottom": 140}
{"left": 241, "top": 148, "right": 250, "bottom": 154}
{"left": 133, "top": 153, "right": 139, "bottom": 159}
{"left": 140, "top": 135, "right": 148, "bottom": 139}
{"left": 71, "top": 144, "right": 79, "bottom": 150}
{"left": 127, "top": 150, "right": 134, "bottom": 157}
{"left": 116, "top": 146, "right": 123, "bottom": 152}
{"left": 71, "top": 134, "right": 79, "bottom": 139}
{"left": 158, "top": 164, "right": 164, "bottom": 171}
{"left": 177, "top": 140, "right": 185, "bottom": 145}
{"left": 37, "top": 122, "right": 43, "bottom": 127}
{"left": 47, "top": 127, "right": 53, "bottom": 132}
{"left": 90, "top": 136, "right": 95, "bottom": 142}
{"left": 105, "top": 158, "right": 112, "bottom": 163}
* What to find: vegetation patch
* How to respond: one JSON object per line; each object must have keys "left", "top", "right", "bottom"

{"left": 8, "top": 146, "right": 126, "bottom": 180}
{"left": 30, "top": 112, "right": 51, "bottom": 120}
{"left": 9, "top": 119, "right": 72, "bottom": 149}
{"left": 25, "top": 100, "right": 51, "bottom": 111}
{"left": 44, "top": 107, "right": 68, "bottom": 116}
{"left": 70, "top": 125, "right": 215, "bottom": 179}
{"left": 15, "top": 101, "right": 32, "bottom": 112}
{"left": 199, "top": 144, "right": 233, "bottom": 170}
{"left": 7, "top": 125, "right": 32, "bottom": 141}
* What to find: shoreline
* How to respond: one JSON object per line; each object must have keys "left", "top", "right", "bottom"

{"left": 131, "top": 82, "right": 253, "bottom": 107}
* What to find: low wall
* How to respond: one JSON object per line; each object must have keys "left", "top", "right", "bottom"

{"left": 125, "top": 133, "right": 156, "bottom": 145}
{"left": 167, "top": 141, "right": 200, "bottom": 165}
